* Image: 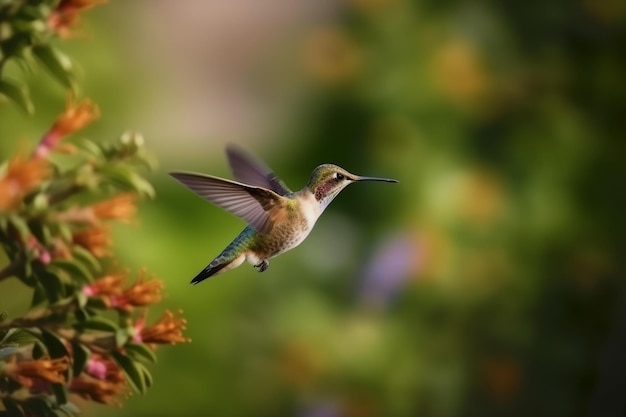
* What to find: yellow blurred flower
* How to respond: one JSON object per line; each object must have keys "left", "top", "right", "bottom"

{"left": 302, "top": 27, "right": 363, "bottom": 85}
{"left": 459, "top": 170, "right": 506, "bottom": 226}
{"left": 431, "top": 40, "right": 490, "bottom": 107}
{"left": 279, "top": 339, "right": 325, "bottom": 388}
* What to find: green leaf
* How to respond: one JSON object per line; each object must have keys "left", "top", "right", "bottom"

{"left": 71, "top": 341, "right": 90, "bottom": 377}
{"left": 102, "top": 165, "right": 155, "bottom": 198}
{"left": 55, "top": 222, "right": 73, "bottom": 243}
{"left": 111, "top": 351, "right": 146, "bottom": 394}
{"left": 0, "top": 77, "right": 34, "bottom": 114}
{"left": 7, "top": 215, "right": 31, "bottom": 242}
{"left": 76, "top": 291, "right": 87, "bottom": 308}
{"left": 2, "top": 398, "right": 23, "bottom": 417}
{"left": 30, "top": 283, "right": 47, "bottom": 308}
{"left": 58, "top": 402, "right": 80, "bottom": 416}
{"left": 71, "top": 245, "right": 101, "bottom": 274}
{"left": 135, "top": 361, "right": 153, "bottom": 390}
{"left": 127, "top": 171, "right": 155, "bottom": 198}
{"left": 32, "top": 340, "right": 46, "bottom": 359}
{"left": 0, "top": 328, "right": 38, "bottom": 346}
{"left": 32, "top": 45, "right": 78, "bottom": 93}
{"left": 75, "top": 316, "right": 118, "bottom": 333}
{"left": 40, "top": 331, "right": 69, "bottom": 359}
{"left": 50, "top": 384, "right": 68, "bottom": 409}
{"left": 50, "top": 259, "right": 93, "bottom": 284}
{"left": 36, "top": 270, "right": 65, "bottom": 303}
{"left": 24, "top": 398, "right": 57, "bottom": 417}
{"left": 85, "top": 296, "right": 108, "bottom": 310}
{"left": 29, "top": 221, "right": 52, "bottom": 246}
{"left": 74, "top": 306, "right": 89, "bottom": 321}
{"left": 124, "top": 342, "right": 157, "bottom": 364}
{"left": 78, "top": 139, "right": 103, "bottom": 159}
{"left": 115, "top": 328, "right": 129, "bottom": 348}
{"left": 0, "top": 33, "right": 27, "bottom": 60}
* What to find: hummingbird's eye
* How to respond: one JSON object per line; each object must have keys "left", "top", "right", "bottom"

{"left": 335, "top": 173, "right": 345, "bottom": 181}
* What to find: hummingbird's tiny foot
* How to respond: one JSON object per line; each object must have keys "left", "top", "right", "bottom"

{"left": 255, "top": 259, "right": 269, "bottom": 272}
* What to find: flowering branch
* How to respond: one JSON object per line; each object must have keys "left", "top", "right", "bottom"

{"left": 0, "top": 3, "right": 189, "bottom": 416}
{"left": 0, "top": 99, "right": 187, "bottom": 415}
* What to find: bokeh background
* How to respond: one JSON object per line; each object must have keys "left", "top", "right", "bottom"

{"left": 2, "top": 0, "right": 626, "bottom": 416}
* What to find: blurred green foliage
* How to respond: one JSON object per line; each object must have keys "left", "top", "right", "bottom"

{"left": 2, "top": 0, "right": 626, "bottom": 416}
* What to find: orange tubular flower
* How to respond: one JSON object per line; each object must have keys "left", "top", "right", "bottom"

{"left": 72, "top": 226, "right": 111, "bottom": 258}
{"left": 0, "top": 152, "right": 50, "bottom": 211}
{"left": 120, "top": 270, "right": 163, "bottom": 309}
{"left": 4, "top": 356, "right": 69, "bottom": 388}
{"left": 84, "top": 271, "right": 163, "bottom": 312}
{"left": 133, "top": 310, "right": 190, "bottom": 347}
{"left": 56, "top": 193, "right": 138, "bottom": 226}
{"left": 35, "top": 97, "right": 99, "bottom": 159}
{"left": 70, "top": 375, "right": 126, "bottom": 405}
{"left": 91, "top": 193, "right": 137, "bottom": 224}
{"left": 47, "top": 0, "right": 108, "bottom": 38}
{"left": 83, "top": 274, "right": 125, "bottom": 297}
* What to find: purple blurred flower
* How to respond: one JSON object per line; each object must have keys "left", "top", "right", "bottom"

{"left": 300, "top": 401, "right": 340, "bottom": 417}
{"left": 360, "top": 231, "right": 421, "bottom": 309}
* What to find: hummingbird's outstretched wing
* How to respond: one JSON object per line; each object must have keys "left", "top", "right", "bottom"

{"left": 169, "top": 172, "right": 288, "bottom": 235}
{"left": 226, "top": 145, "right": 292, "bottom": 196}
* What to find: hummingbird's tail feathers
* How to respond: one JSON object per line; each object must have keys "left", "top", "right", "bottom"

{"left": 191, "top": 262, "right": 227, "bottom": 285}
{"left": 190, "top": 253, "right": 246, "bottom": 285}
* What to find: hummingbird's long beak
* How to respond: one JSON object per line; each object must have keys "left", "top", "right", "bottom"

{"left": 356, "top": 175, "right": 399, "bottom": 183}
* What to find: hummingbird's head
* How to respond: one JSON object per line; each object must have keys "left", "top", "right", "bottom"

{"left": 306, "top": 164, "right": 398, "bottom": 209}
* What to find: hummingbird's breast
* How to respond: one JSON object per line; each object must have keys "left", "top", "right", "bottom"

{"left": 248, "top": 192, "right": 320, "bottom": 259}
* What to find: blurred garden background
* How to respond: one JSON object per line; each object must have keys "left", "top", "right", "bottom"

{"left": 1, "top": 0, "right": 626, "bottom": 416}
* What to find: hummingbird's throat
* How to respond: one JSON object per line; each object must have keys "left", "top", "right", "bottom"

{"left": 314, "top": 183, "right": 343, "bottom": 211}
{"left": 314, "top": 182, "right": 335, "bottom": 202}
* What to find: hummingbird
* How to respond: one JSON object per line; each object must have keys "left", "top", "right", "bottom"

{"left": 170, "top": 145, "right": 398, "bottom": 285}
